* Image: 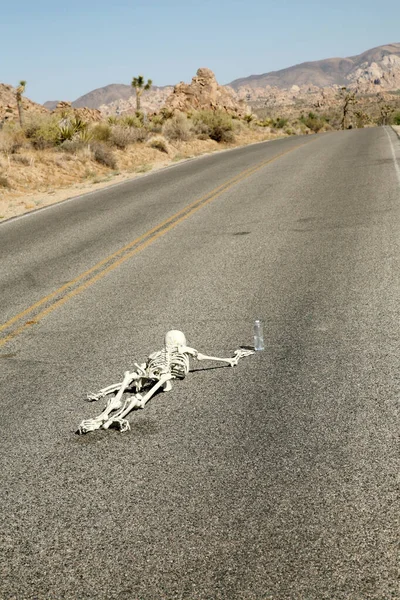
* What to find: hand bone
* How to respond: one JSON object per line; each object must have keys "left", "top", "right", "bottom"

{"left": 230, "top": 348, "right": 255, "bottom": 366}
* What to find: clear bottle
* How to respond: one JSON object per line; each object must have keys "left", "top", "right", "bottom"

{"left": 254, "top": 319, "right": 264, "bottom": 351}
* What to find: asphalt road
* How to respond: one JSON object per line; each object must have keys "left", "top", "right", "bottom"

{"left": 1, "top": 128, "right": 399, "bottom": 600}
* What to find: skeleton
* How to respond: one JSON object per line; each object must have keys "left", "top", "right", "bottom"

{"left": 77, "top": 330, "right": 254, "bottom": 434}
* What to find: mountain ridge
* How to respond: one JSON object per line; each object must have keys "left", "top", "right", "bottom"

{"left": 228, "top": 42, "right": 400, "bottom": 90}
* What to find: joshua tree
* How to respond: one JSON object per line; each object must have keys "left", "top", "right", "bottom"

{"left": 338, "top": 87, "right": 357, "bottom": 130}
{"left": 131, "top": 75, "right": 152, "bottom": 111}
{"left": 16, "top": 80, "right": 27, "bottom": 127}
{"left": 377, "top": 94, "right": 394, "bottom": 126}
{"left": 354, "top": 110, "right": 370, "bottom": 129}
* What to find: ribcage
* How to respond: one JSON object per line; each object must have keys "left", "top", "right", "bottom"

{"left": 147, "top": 350, "right": 170, "bottom": 378}
{"left": 146, "top": 348, "right": 189, "bottom": 380}
{"left": 170, "top": 352, "right": 190, "bottom": 379}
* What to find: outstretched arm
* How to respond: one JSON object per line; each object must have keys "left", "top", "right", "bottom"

{"left": 181, "top": 346, "right": 254, "bottom": 367}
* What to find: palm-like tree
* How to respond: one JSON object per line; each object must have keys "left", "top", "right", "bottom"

{"left": 338, "top": 87, "right": 357, "bottom": 130}
{"left": 16, "top": 80, "right": 27, "bottom": 127}
{"left": 131, "top": 75, "right": 152, "bottom": 111}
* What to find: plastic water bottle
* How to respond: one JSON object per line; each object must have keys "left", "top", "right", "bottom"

{"left": 254, "top": 319, "right": 264, "bottom": 351}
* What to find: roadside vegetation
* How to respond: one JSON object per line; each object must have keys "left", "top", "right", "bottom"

{"left": 253, "top": 88, "right": 400, "bottom": 137}
{"left": 0, "top": 106, "right": 289, "bottom": 219}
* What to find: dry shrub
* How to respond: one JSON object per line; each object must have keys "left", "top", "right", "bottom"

{"left": 121, "top": 115, "right": 143, "bottom": 128}
{"left": 159, "top": 108, "right": 174, "bottom": 121}
{"left": 11, "top": 154, "right": 30, "bottom": 165}
{"left": 192, "top": 110, "right": 235, "bottom": 143}
{"left": 0, "top": 174, "right": 10, "bottom": 188}
{"left": 300, "top": 112, "right": 326, "bottom": 133}
{"left": 162, "top": 112, "right": 193, "bottom": 141}
{"left": 146, "top": 135, "right": 170, "bottom": 153}
{"left": 107, "top": 116, "right": 119, "bottom": 125}
{"left": 59, "top": 139, "right": 87, "bottom": 154}
{"left": 90, "top": 142, "right": 117, "bottom": 169}
{"left": 147, "top": 123, "right": 162, "bottom": 134}
{"left": 58, "top": 152, "right": 76, "bottom": 162}
{"left": 147, "top": 113, "right": 164, "bottom": 134}
{"left": 76, "top": 145, "right": 93, "bottom": 161}
{"left": 91, "top": 122, "right": 111, "bottom": 142}
{"left": 109, "top": 126, "right": 147, "bottom": 149}
{"left": 130, "top": 127, "right": 148, "bottom": 143}
{"left": 0, "top": 133, "right": 16, "bottom": 154}
{"left": 23, "top": 114, "right": 61, "bottom": 149}
{"left": 0, "top": 127, "right": 26, "bottom": 154}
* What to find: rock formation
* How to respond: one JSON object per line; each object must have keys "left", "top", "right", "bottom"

{"left": 0, "top": 83, "right": 48, "bottom": 124}
{"left": 52, "top": 101, "right": 102, "bottom": 122}
{"left": 164, "top": 68, "right": 248, "bottom": 116}
{"left": 348, "top": 54, "right": 400, "bottom": 93}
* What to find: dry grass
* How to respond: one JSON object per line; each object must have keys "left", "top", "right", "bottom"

{"left": 162, "top": 112, "right": 193, "bottom": 142}
{"left": 146, "top": 135, "right": 170, "bottom": 154}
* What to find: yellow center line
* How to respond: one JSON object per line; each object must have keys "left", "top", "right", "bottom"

{"left": 1, "top": 160, "right": 264, "bottom": 334}
{"left": 0, "top": 139, "right": 314, "bottom": 348}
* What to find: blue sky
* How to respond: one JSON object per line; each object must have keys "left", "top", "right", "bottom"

{"left": 1, "top": 0, "right": 399, "bottom": 104}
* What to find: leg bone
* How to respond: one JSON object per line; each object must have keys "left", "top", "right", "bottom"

{"left": 77, "top": 371, "right": 141, "bottom": 434}
{"left": 86, "top": 382, "right": 123, "bottom": 402}
{"left": 103, "top": 374, "right": 173, "bottom": 431}
{"left": 86, "top": 370, "right": 141, "bottom": 401}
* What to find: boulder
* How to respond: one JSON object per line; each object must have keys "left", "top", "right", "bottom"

{"left": 52, "top": 101, "right": 102, "bottom": 122}
{"left": 164, "top": 68, "right": 248, "bottom": 117}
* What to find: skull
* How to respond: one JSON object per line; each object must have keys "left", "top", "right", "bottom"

{"left": 165, "top": 330, "right": 187, "bottom": 348}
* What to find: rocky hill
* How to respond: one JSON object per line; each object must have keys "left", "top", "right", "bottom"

{"left": 0, "top": 83, "right": 48, "bottom": 124}
{"left": 229, "top": 42, "right": 400, "bottom": 92}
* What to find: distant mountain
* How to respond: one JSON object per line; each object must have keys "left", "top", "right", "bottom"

{"left": 43, "top": 100, "right": 61, "bottom": 110}
{"left": 42, "top": 85, "right": 135, "bottom": 110}
{"left": 229, "top": 43, "right": 400, "bottom": 90}
{"left": 44, "top": 84, "right": 170, "bottom": 111}
{"left": 73, "top": 83, "right": 170, "bottom": 109}
{"left": 71, "top": 84, "right": 134, "bottom": 108}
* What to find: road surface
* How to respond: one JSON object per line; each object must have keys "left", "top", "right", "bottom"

{"left": 1, "top": 127, "right": 399, "bottom": 599}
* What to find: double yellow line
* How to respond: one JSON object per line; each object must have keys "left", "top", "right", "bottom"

{"left": 0, "top": 141, "right": 310, "bottom": 348}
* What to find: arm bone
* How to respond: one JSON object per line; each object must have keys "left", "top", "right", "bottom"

{"left": 185, "top": 346, "right": 254, "bottom": 367}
